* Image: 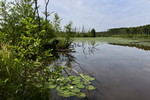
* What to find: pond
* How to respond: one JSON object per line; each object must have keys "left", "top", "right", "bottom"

{"left": 53, "top": 37, "right": 150, "bottom": 100}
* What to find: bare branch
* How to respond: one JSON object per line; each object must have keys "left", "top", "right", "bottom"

{"left": 34, "top": 0, "right": 41, "bottom": 31}
{"left": 45, "top": 0, "right": 50, "bottom": 33}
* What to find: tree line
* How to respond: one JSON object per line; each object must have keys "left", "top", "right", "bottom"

{"left": 97, "top": 24, "right": 150, "bottom": 37}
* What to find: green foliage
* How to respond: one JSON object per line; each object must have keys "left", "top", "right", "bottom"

{"left": 57, "top": 38, "right": 73, "bottom": 49}
{"left": 0, "top": 0, "right": 96, "bottom": 99}
{"left": 0, "top": 0, "right": 36, "bottom": 44}
{"left": 0, "top": 32, "right": 6, "bottom": 42}
{"left": 0, "top": 17, "right": 53, "bottom": 99}
{"left": 10, "top": 17, "right": 49, "bottom": 61}
{"left": 97, "top": 24, "right": 150, "bottom": 37}
{"left": 65, "top": 21, "right": 73, "bottom": 33}
{"left": 40, "top": 18, "right": 55, "bottom": 42}
{"left": 0, "top": 43, "right": 22, "bottom": 99}
{"left": 91, "top": 28, "right": 96, "bottom": 37}
{"left": 53, "top": 13, "right": 62, "bottom": 33}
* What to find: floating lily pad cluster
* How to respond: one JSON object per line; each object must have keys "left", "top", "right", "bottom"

{"left": 46, "top": 71, "right": 96, "bottom": 98}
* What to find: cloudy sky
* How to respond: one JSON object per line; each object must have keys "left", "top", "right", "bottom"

{"left": 38, "top": 0, "right": 150, "bottom": 31}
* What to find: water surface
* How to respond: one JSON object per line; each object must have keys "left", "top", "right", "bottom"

{"left": 54, "top": 38, "right": 150, "bottom": 100}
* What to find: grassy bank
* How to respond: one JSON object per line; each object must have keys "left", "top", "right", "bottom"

{"left": 55, "top": 32, "right": 150, "bottom": 38}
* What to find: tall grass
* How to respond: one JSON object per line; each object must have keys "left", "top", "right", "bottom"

{"left": 0, "top": 43, "right": 22, "bottom": 99}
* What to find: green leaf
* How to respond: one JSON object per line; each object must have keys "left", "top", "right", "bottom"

{"left": 56, "top": 86, "right": 66, "bottom": 92}
{"left": 14, "top": 58, "right": 19, "bottom": 62}
{"left": 4, "top": 78, "right": 9, "bottom": 83}
{"left": 86, "top": 85, "right": 96, "bottom": 90}
{"left": 35, "top": 84, "right": 42, "bottom": 88}
{"left": 76, "top": 83, "right": 84, "bottom": 88}
{"left": 71, "top": 88, "right": 80, "bottom": 93}
{"left": 34, "top": 61, "right": 42, "bottom": 68}
{"left": 56, "top": 86, "right": 62, "bottom": 91}
{"left": 58, "top": 91, "right": 76, "bottom": 97}
{"left": 83, "top": 75, "right": 95, "bottom": 81}
{"left": 59, "top": 79, "right": 68, "bottom": 85}
{"left": 76, "top": 92, "right": 86, "bottom": 98}
{"left": 68, "top": 76, "right": 77, "bottom": 80}
{"left": 83, "top": 80, "right": 91, "bottom": 85}
{"left": 72, "top": 79, "right": 80, "bottom": 84}
{"left": 48, "top": 84, "right": 56, "bottom": 89}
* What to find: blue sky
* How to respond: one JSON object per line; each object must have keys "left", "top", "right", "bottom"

{"left": 38, "top": 0, "right": 150, "bottom": 31}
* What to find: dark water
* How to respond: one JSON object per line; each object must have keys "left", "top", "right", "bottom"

{"left": 54, "top": 40, "right": 150, "bottom": 100}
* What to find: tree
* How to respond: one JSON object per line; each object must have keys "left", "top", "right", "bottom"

{"left": 64, "top": 21, "right": 73, "bottom": 33}
{"left": 53, "top": 13, "right": 62, "bottom": 33}
{"left": 0, "top": 0, "right": 36, "bottom": 44}
{"left": 91, "top": 28, "right": 96, "bottom": 37}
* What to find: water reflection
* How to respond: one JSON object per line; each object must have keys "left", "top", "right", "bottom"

{"left": 109, "top": 43, "right": 150, "bottom": 51}
{"left": 71, "top": 39, "right": 150, "bottom": 100}
{"left": 73, "top": 41, "right": 100, "bottom": 58}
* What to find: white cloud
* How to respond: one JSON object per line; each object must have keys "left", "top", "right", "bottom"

{"left": 38, "top": 0, "right": 150, "bottom": 31}
{"left": 6, "top": 0, "right": 150, "bottom": 31}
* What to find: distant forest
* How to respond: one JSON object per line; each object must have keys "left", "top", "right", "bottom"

{"left": 97, "top": 24, "right": 150, "bottom": 37}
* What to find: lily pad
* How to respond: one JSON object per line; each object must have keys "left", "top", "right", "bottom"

{"left": 83, "top": 75, "right": 95, "bottom": 81}
{"left": 86, "top": 85, "right": 96, "bottom": 90}
{"left": 71, "top": 88, "right": 80, "bottom": 93}
{"left": 76, "top": 83, "right": 84, "bottom": 88}
{"left": 76, "top": 92, "right": 86, "bottom": 98}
